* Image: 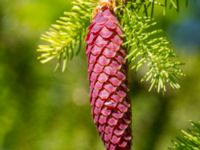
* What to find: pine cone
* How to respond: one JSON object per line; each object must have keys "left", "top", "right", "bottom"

{"left": 85, "top": 4, "right": 132, "bottom": 150}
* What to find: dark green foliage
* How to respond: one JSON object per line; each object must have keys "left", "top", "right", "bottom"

{"left": 170, "top": 122, "right": 200, "bottom": 150}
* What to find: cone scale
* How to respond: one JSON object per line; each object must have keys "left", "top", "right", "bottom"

{"left": 85, "top": 1, "right": 132, "bottom": 149}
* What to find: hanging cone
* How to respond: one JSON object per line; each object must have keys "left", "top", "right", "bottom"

{"left": 85, "top": 1, "right": 132, "bottom": 149}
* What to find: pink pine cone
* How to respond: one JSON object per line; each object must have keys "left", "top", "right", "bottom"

{"left": 85, "top": 6, "right": 132, "bottom": 150}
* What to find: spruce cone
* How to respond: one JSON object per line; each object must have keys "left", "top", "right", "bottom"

{"left": 85, "top": 3, "right": 132, "bottom": 150}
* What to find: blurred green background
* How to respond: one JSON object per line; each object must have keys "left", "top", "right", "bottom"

{"left": 0, "top": 0, "right": 200, "bottom": 150}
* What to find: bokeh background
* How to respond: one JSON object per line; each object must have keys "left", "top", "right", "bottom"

{"left": 0, "top": 0, "right": 200, "bottom": 150}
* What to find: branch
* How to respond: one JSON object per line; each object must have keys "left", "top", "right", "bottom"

{"left": 37, "top": 0, "right": 186, "bottom": 93}
{"left": 119, "top": 4, "right": 184, "bottom": 93}
{"left": 37, "top": 0, "right": 97, "bottom": 71}
{"left": 128, "top": 0, "right": 177, "bottom": 17}
{"left": 169, "top": 121, "right": 200, "bottom": 150}
{"left": 37, "top": 0, "right": 187, "bottom": 72}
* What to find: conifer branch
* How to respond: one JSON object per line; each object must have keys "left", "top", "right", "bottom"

{"left": 37, "top": 0, "right": 97, "bottom": 71}
{"left": 170, "top": 122, "right": 200, "bottom": 150}
{"left": 130, "top": 0, "right": 182, "bottom": 17}
{"left": 37, "top": 0, "right": 187, "bottom": 92}
{"left": 119, "top": 3, "right": 184, "bottom": 92}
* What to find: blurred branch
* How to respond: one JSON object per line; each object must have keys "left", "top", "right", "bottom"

{"left": 169, "top": 121, "right": 200, "bottom": 150}
{"left": 140, "top": 94, "right": 172, "bottom": 150}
